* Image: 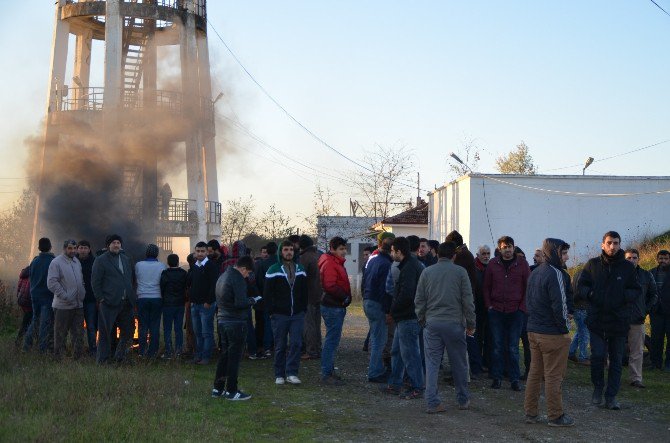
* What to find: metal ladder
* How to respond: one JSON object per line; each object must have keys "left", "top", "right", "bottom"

{"left": 122, "top": 10, "right": 150, "bottom": 103}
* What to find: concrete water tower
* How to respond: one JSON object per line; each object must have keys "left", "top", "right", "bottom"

{"left": 35, "top": 0, "right": 221, "bottom": 251}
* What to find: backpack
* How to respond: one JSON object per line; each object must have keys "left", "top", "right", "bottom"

{"left": 16, "top": 266, "right": 31, "bottom": 308}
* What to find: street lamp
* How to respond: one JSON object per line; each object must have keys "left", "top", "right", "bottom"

{"left": 582, "top": 157, "right": 594, "bottom": 175}
{"left": 449, "top": 152, "right": 472, "bottom": 172}
{"left": 212, "top": 92, "right": 224, "bottom": 105}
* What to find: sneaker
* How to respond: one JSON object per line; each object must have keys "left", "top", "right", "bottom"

{"left": 458, "top": 400, "right": 470, "bottom": 410}
{"left": 211, "top": 388, "right": 226, "bottom": 398}
{"left": 525, "top": 414, "right": 540, "bottom": 424}
{"left": 321, "top": 375, "right": 345, "bottom": 386}
{"left": 591, "top": 388, "right": 603, "bottom": 405}
{"left": 630, "top": 380, "right": 646, "bottom": 389}
{"left": 275, "top": 377, "right": 285, "bottom": 385}
{"left": 605, "top": 397, "right": 621, "bottom": 410}
{"left": 161, "top": 354, "right": 172, "bottom": 361}
{"left": 401, "top": 389, "right": 424, "bottom": 400}
{"left": 425, "top": 403, "right": 447, "bottom": 414}
{"left": 264, "top": 350, "right": 272, "bottom": 358}
{"left": 286, "top": 376, "right": 302, "bottom": 385}
{"left": 368, "top": 374, "right": 389, "bottom": 384}
{"left": 226, "top": 391, "right": 252, "bottom": 401}
{"left": 248, "top": 353, "right": 260, "bottom": 360}
{"left": 548, "top": 414, "right": 575, "bottom": 427}
{"left": 511, "top": 381, "right": 523, "bottom": 392}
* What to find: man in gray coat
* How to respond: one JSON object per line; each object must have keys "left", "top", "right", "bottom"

{"left": 47, "top": 239, "right": 86, "bottom": 358}
{"left": 92, "top": 234, "right": 136, "bottom": 364}
{"left": 415, "top": 241, "right": 476, "bottom": 414}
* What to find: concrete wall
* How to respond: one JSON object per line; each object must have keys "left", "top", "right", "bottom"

{"left": 429, "top": 175, "right": 670, "bottom": 265}
{"left": 384, "top": 224, "right": 429, "bottom": 239}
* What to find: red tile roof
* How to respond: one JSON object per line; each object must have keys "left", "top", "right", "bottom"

{"left": 380, "top": 201, "right": 428, "bottom": 225}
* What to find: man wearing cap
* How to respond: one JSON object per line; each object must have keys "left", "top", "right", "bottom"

{"left": 92, "top": 234, "right": 136, "bottom": 364}
{"left": 47, "top": 239, "right": 86, "bottom": 359}
{"left": 363, "top": 231, "right": 395, "bottom": 383}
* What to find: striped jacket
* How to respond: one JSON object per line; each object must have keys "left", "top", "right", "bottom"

{"left": 264, "top": 261, "right": 308, "bottom": 316}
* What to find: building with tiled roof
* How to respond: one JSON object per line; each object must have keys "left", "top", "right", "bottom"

{"left": 371, "top": 199, "right": 429, "bottom": 239}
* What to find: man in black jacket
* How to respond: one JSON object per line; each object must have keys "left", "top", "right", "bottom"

{"left": 649, "top": 249, "right": 670, "bottom": 371}
{"left": 624, "top": 249, "right": 657, "bottom": 388}
{"left": 577, "top": 231, "right": 641, "bottom": 410}
{"left": 187, "top": 241, "right": 219, "bottom": 365}
{"left": 382, "top": 237, "right": 425, "bottom": 399}
{"left": 524, "top": 238, "right": 574, "bottom": 427}
{"left": 160, "top": 253, "right": 188, "bottom": 359}
{"left": 91, "top": 234, "right": 136, "bottom": 364}
{"left": 77, "top": 240, "right": 97, "bottom": 355}
{"left": 211, "top": 256, "right": 257, "bottom": 401}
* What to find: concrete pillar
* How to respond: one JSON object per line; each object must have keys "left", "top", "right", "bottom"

{"left": 73, "top": 29, "right": 93, "bottom": 110}
{"left": 197, "top": 32, "right": 220, "bottom": 209}
{"left": 181, "top": 4, "right": 207, "bottom": 246}
{"left": 31, "top": 0, "right": 70, "bottom": 257}
{"left": 104, "top": 0, "right": 123, "bottom": 111}
{"left": 142, "top": 20, "right": 158, "bottom": 237}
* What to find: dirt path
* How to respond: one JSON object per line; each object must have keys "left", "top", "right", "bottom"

{"left": 306, "top": 307, "right": 669, "bottom": 442}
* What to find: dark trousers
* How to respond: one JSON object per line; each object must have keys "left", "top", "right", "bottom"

{"left": 253, "top": 306, "right": 265, "bottom": 353}
{"left": 97, "top": 301, "right": 134, "bottom": 364}
{"left": 138, "top": 298, "right": 162, "bottom": 357}
{"left": 474, "top": 298, "right": 490, "bottom": 368}
{"left": 16, "top": 310, "right": 33, "bottom": 346}
{"left": 271, "top": 312, "right": 305, "bottom": 378}
{"left": 214, "top": 321, "right": 247, "bottom": 394}
{"left": 488, "top": 309, "right": 524, "bottom": 382}
{"left": 24, "top": 296, "right": 54, "bottom": 353}
{"left": 246, "top": 310, "right": 256, "bottom": 353}
{"left": 521, "top": 313, "right": 531, "bottom": 375}
{"left": 650, "top": 313, "right": 670, "bottom": 369}
{"left": 467, "top": 334, "right": 484, "bottom": 374}
{"left": 83, "top": 301, "right": 98, "bottom": 354}
{"left": 304, "top": 302, "right": 322, "bottom": 357}
{"left": 590, "top": 332, "right": 626, "bottom": 399}
{"left": 53, "top": 307, "right": 85, "bottom": 358}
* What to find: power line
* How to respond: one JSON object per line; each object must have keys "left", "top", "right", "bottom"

{"left": 206, "top": 19, "right": 431, "bottom": 195}
{"left": 650, "top": 0, "right": 670, "bottom": 17}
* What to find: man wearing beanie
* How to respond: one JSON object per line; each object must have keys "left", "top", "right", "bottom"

{"left": 47, "top": 239, "right": 86, "bottom": 359}
{"left": 136, "top": 244, "right": 167, "bottom": 358}
{"left": 92, "top": 234, "right": 136, "bottom": 364}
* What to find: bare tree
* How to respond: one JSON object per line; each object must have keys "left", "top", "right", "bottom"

{"left": 0, "top": 188, "right": 35, "bottom": 273}
{"left": 447, "top": 137, "right": 481, "bottom": 178}
{"left": 351, "top": 144, "right": 415, "bottom": 220}
{"left": 495, "top": 141, "right": 537, "bottom": 175}
{"left": 261, "top": 204, "right": 296, "bottom": 243}
{"left": 300, "top": 182, "right": 340, "bottom": 236}
{"left": 220, "top": 196, "right": 260, "bottom": 247}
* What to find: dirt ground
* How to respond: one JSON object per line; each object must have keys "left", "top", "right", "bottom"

{"left": 303, "top": 308, "right": 670, "bottom": 442}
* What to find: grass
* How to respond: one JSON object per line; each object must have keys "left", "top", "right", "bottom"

{"left": 0, "top": 338, "right": 349, "bottom": 442}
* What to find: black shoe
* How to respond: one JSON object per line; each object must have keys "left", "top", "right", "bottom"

{"left": 630, "top": 380, "right": 646, "bottom": 389}
{"left": 491, "top": 379, "right": 502, "bottom": 389}
{"left": 368, "top": 374, "right": 389, "bottom": 384}
{"left": 605, "top": 397, "right": 621, "bottom": 410}
{"left": 548, "top": 414, "right": 575, "bottom": 427}
{"left": 511, "top": 381, "right": 522, "bottom": 392}
{"left": 591, "top": 389, "right": 603, "bottom": 405}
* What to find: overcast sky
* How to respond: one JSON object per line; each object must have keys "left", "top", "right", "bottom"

{"left": 1, "top": 1, "right": 670, "bottom": 224}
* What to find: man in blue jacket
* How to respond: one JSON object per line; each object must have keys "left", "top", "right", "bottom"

{"left": 524, "top": 238, "right": 574, "bottom": 427}
{"left": 363, "top": 232, "right": 395, "bottom": 382}
{"left": 23, "top": 237, "right": 55, "bottom": 353}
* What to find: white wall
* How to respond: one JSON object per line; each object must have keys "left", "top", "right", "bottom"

{"left": 430, "top": 175, "right": 670, "bottom": 265}
{"left": 385, "top": 224, "right": 429, "bottom": 239}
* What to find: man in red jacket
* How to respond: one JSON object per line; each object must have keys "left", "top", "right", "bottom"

{"left": 318, "top": 236, "right": 352, "bottom": 386}
{"left": 484, "top": 236, "right": 531, "bottom": 391}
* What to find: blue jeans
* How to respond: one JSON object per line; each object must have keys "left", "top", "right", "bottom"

{"left": 388, "top": 319, "right": 424, "bottom": 390}
{"left": 590, "top": 332, "right": 625, "bottom": 399}
{"left": 488, "top": 309, "right": 524, "bottom": 382}
{"left": 162, "top": 306, "right": 184, "bottom": 356}
{"left": 569, "top": 309, "right": 590, "bottom": 361}
{"left": 321, "top": 305, "right": 346, "bottom": 377}
{"left": 363, "top": 299, "right": 388, "bottom": 378}
{"left": 138, "top": 298, "right": 163, "bottom": 357}
{"left": 24, "top": 296, "right": 53, "bottom": 353}
{"left": 271, "top": 312, "right": 305, "bottom": 378}
{"left": 191, "top": 302, "right": 216, "bottom": 362}
{"left": 83, "top": 301, "right": 98, "bottom": 354}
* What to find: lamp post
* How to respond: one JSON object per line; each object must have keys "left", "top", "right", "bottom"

{"left": 582, "top": 157, "right": 594, "bottom": 175}
{"left": 449, "top": 152, "right": 472, "bottom": 172}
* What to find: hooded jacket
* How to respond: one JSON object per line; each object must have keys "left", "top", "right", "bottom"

{"left": 483, "top": 255, "right": 530, "bottom": 313}
{"left": 318, "top": 252, "right": 351, "bottom": 308}
{"left": 264, "top": 249, "right": 308, "bottom": 316}
{"left": 629, "top": 266, "right": 657, "bottom": 324}
{"left": 526, "top": 239, "right": 573, "bottom": 335}
{"left": 48, "top": 254, "right": 86, "bottom": 310}
{"left": 576, "top": 249, "right": 641, "bottom": 337}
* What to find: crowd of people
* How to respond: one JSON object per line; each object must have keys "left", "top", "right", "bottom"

{"left": 14, "top": 228, "right": 670, "bottom": 426}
